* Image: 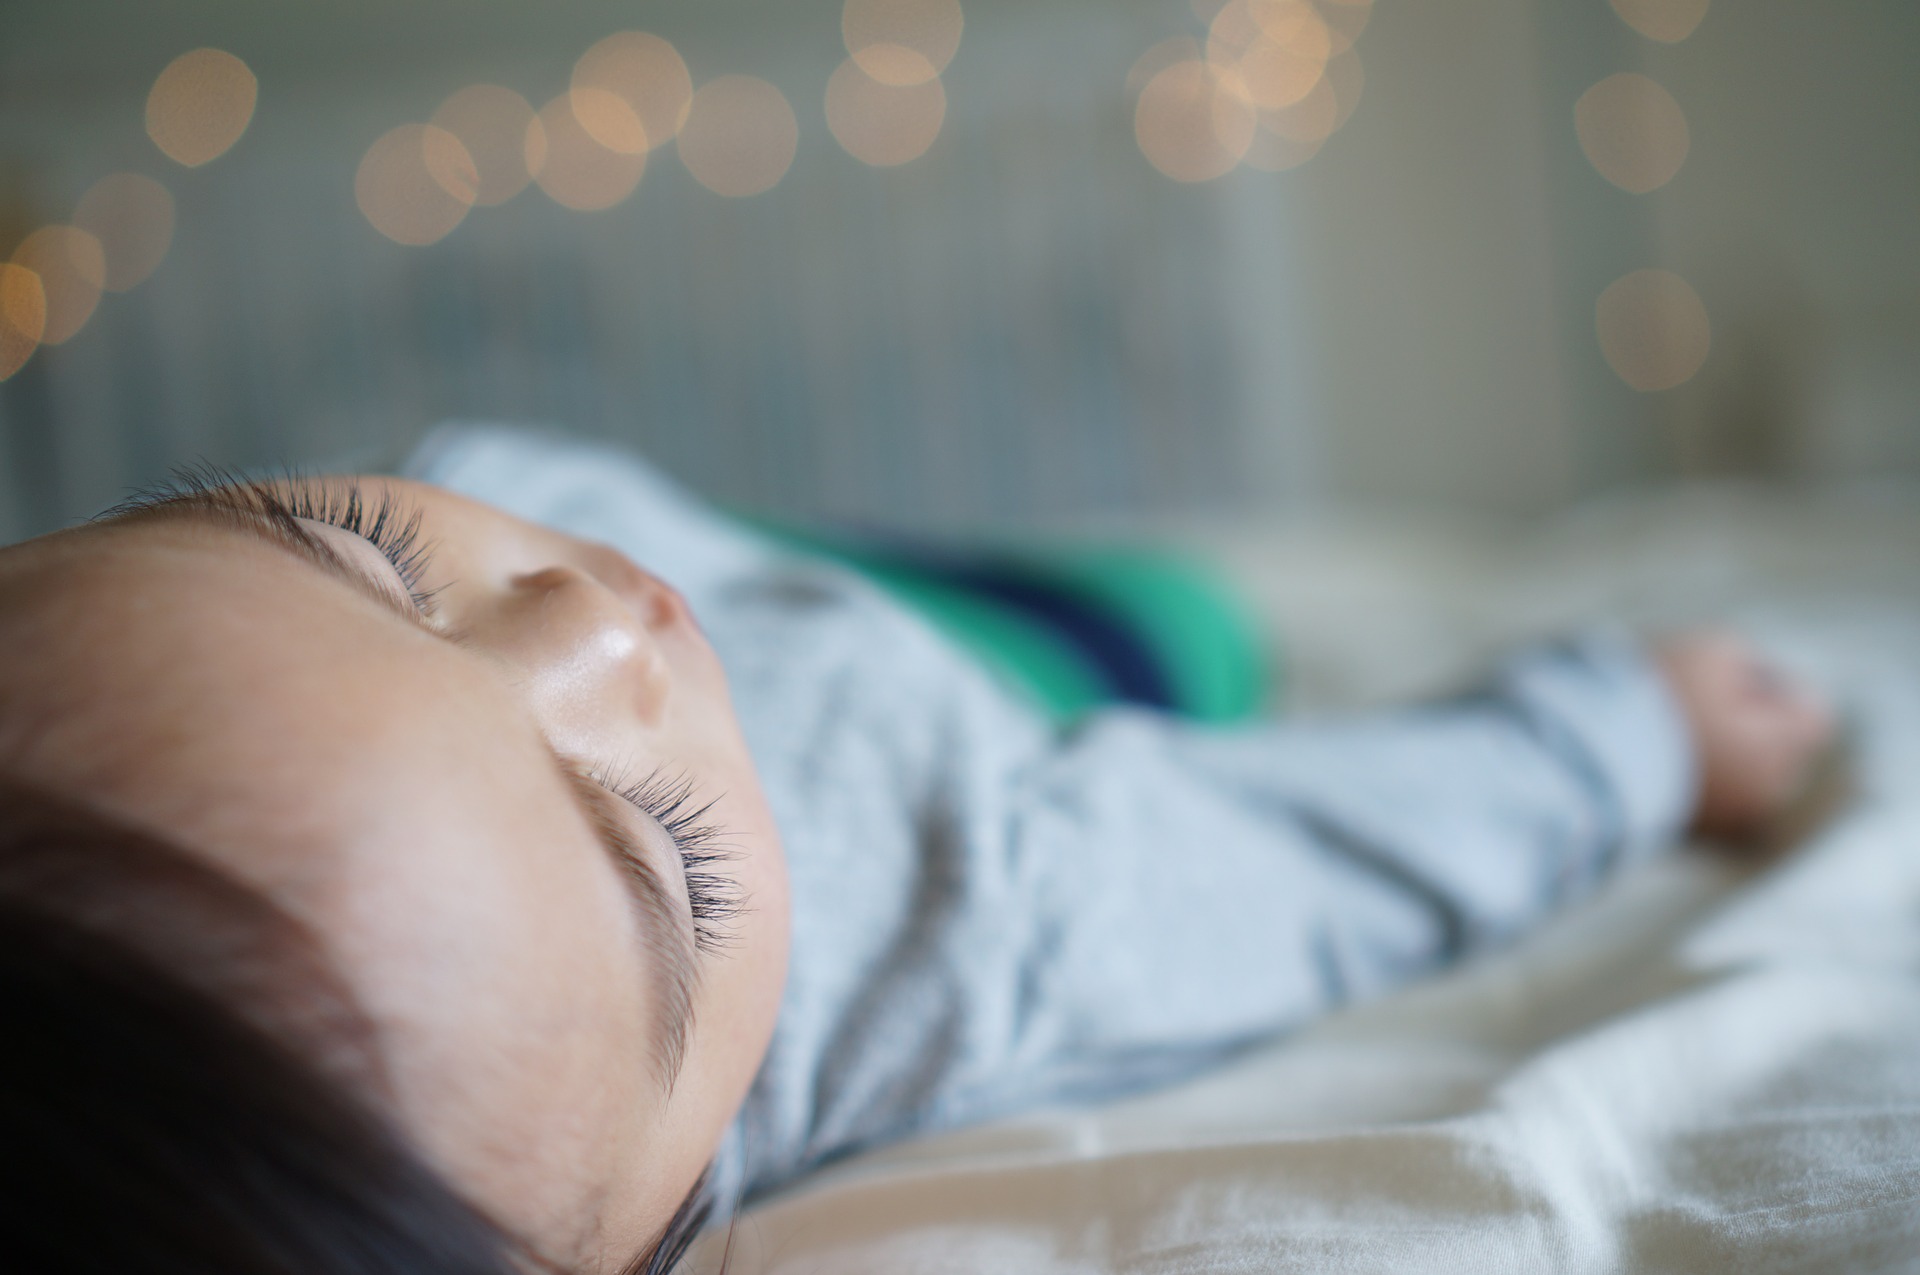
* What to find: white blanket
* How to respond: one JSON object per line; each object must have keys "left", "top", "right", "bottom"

{"left": 691, "top": 485, "right": 1920, "bottom": 1274}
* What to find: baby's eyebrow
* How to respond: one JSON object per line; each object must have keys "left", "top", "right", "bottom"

{"left": 555, "top": 756, "right": 699, "bottom": 1095}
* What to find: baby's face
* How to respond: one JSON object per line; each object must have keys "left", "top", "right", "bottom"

{"left": 0, "top": 476, "right": 790, "bottom": 1267}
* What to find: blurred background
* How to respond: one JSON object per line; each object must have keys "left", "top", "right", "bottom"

{"left": 0, "top": 0, "right": 1916, "bottom": 544}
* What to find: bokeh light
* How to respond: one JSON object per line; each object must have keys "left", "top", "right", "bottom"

{"left": 1135, "top": 59, "right": 1256, "bottom": 183}
{"left": 10, "top": 226, "right": 105, "bottom": 345}
{"left": 73, "top": 173, "right": 175, "bottom": 291}
{"left": 1139, "top": 0, "right": 1368, "bottom": 177}
{"left": 1608, "top": 0, "right": 1710, "bottom": 43}
{"left": 1575, "top": 73, "right": 1689, "bottom": 194}
{"left": 569, "top": 87, "right": 651, "bottom": 156}
{"left": 1128, "top": 38, "right": 1204, "bottom": 95}
{"left": 677, "top": 76, "right": 800, "bottom": 198}
{"left": 842, "top": 0, "right": 963, "bottom": 87}
{"left": 355, "top": 124, "right": 477, "bottom": 245}
{"left": 825, "top": 58, "right": 946, "bottom": 167}
{"left": 145, "top": 48, "right": 257, "bottom": 168}
{"left": 1208, "top": 0, "right": 1331, "bottom": 111}
{"left": 1314, "top": 0, "right": 1374, "bottom": 54}
{"left": 529, "top": 93, "right": 648, "bottom": 212}
{"left": 0, "top": 264, "right": 47, "bottom": 380}
{"left": 1595, "top": 268, "right": 1711, "bottom": 390}
{"left": 571, "top": 32, "right": 693, "bottom": 151}
{"left": 1242, "top": 69, "right": 1337, "bottom": 174}
{"left": 1262, "top": 61, "right": 1337, "bottom": 142}
{"left": 431, "top": 86, "right": 539, "bottom": 206}
{"left": 1241, "top": 44, "right": 1361, "bottom": 170}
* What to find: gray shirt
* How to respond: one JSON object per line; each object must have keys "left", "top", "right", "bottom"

{"left": 407, "top": 425, "right": 1694, "bottom": 1208}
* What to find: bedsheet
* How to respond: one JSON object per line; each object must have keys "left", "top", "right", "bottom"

{"left": 687, "top": 484, "right": 1920, "bottom": 1274}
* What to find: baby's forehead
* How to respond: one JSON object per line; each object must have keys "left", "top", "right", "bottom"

{"left": 0, "top": 518, "right": 339, "bottom": 737}
{"left": 0, "top": 511, "right": 292, "bottom": 633}
{"left": 0, "top": 514, "right": 520, "bottom": 845}
{"left": 0, "top": 522, "right": 248, "bottom": 750}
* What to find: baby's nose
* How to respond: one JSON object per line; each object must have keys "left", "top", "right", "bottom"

{"left": 571, "top": 542, "right": 694, "bottom": 634}
{"left": 486, "top": 564, "right": 675, "bottom": 737}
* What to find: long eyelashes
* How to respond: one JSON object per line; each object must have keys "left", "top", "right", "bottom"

{"left": 110, "top": 467, "right": 441, "bottom": 614}
{"left": 608, "top": 768, "right": 743, "bottom": 955}
{"left": 266, "top": 479, "right": 440, "bottom": 614}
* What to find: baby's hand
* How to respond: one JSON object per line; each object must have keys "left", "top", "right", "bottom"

{"left": 1653, "top": 631, "right": 1838, "bottom": 843}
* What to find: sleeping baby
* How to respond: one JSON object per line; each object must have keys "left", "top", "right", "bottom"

{"left": 0, "top": 426, "right": 1833, "bottom": 1273}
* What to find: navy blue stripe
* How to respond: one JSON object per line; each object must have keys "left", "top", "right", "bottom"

{"left": 887, "top": 551, "right": 1178, "bottom": 711}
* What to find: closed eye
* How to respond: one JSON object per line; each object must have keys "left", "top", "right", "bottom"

{"left": 555, "top": 759, "right": 700, "bottom": 1093}
{"left": 596, "top": 768, "right": 742, "bottom": 956}
{"left": 106, "top": 473, "right": 440, "bottom": 626}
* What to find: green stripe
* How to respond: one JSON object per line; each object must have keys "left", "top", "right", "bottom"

{"left": 739, "top": 517, "right": 1273, "bottom": 723}
{"left": 1018, "top": 545, "right": 1270, "bottom": 723}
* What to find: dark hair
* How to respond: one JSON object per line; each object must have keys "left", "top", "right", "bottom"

{"left": 0, "top": 777, "right": 713, "bottom": 1273}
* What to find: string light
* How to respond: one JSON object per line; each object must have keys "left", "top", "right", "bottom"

{"left": 355, "top": 124, "right": 478, "bottom": 245}
{"left": 1596, "top": 269, "right": 1711, "bottom": 390}
{"left": 1208, "top": 0, "right": 1330, "bottom": 111}
{"left": 826, "top": 59, "right": 946, "bottom": 166}
{"left": 842, "top": 0, "right": 963, "bottom": 87}
{"left": 1575, "top": 73, "right": 1689, "bottom": 194}
{"left": 431, "top": 86, "right": 540, "bottom": 206}
{"left": 1588, "top": 4, "right": 1709, "bottom": 382}
{"left": 1131, "top": 0, "right": 1369, "bottom": 179}
{"left": 529, "top": 93, "right": 648, "bottom": 211}
{"left": 1313, "top": 0, "right": 1373, "bottom": 53}
{"left": 1265, "top": 62, "right": 1338, "bottom": 142}
{"left": 1135, "top": 59, "right": 1256, "bottom": 183}
{"left": 677, "top": 77, "right": 799, "bottom": 197}
{"left": 0, "top": 264, "right": 46, "bottom": 380}
{"left": 9, "top": 226, "right": 105, "bottom": 345}
{"left": 1128, "top": 38, "right": 1204, "bottom": 95}
{"left": 571, "top": 32, "right": 694, "bottom": 152}
{"left": 73, "top": 173, "right": 175, "bottom": 291}
{"left": 568, "top": 87, "right": 651, "bottom": 156}
{"left": 1608, "top": 0, "right": 1710, "bottom": 44}
{"left": 1242, "top": 69, "right": 1336, "bottom": 170}
{"left": 146, "top": 48, "right": 257, "bottom": 167}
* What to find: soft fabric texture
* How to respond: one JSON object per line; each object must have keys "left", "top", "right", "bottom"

{"left": 407, "top": 424, "right": 1693, "bottom": 1219}
{"left": 681, "top": 482, "right": 1920, "bottom": 1273}
{"left": 689, "top": 803, "right": 1920, "bottom": 1274}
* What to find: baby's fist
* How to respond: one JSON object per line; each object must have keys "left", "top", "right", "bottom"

{"left": 1653, "top": 631, "right": 1837, "bottom": 843}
